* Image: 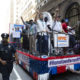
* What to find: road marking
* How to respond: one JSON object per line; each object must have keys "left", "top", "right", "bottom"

{"left": 13, "top": 67, "right": 22, "bottom": 80}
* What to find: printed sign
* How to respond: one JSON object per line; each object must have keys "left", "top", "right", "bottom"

{"left": 17, "top": 52, "right": 29, "bottom": 66}
{"left": 54, "top": 34, "right": 69, "bottom": 47}
{"left": 12, "top": 31, "right": 21, "bottom": 38}
{"left": 9, "top": 24, "right": 24, "bottom": 39}
{"left": 17, "top": 52, "right": 29, "bottom": 71}
{"left": 48, "top": 57, "right": 80, "bottom": 67}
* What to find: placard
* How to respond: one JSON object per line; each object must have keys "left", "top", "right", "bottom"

{"left": 54, "top": 34, "right": 69, "bottom": 47}
{"left": 48, "top": 57, "right": 80, "bottom": 67}
{"left": 12, "top": 31, "right": 21, "bottom": 38}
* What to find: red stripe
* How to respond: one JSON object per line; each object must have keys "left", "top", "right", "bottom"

{"left": 9, "top": 42, "right": 16, "bottom": 43}
{"left": 57, "top": 66, "right": 66, "bottom": 73}
{"left": 33, "top": 72, "right": 38, "bottom": 80}
{"left": 16, "top": 50, "right": 80, "bottom": 61}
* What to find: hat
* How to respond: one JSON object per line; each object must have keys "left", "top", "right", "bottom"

{"left": 1, "top": 33, "right": 9, "bottom": 39}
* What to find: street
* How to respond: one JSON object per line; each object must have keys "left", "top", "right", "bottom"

{"left": 52, "top": 71, "right": 80, "bottom": 80}
{"left": 0, "top": 64, "right": 32, "bottom": 80}
{"left": 0, "top": 64, "right": 80, "bottom": 80}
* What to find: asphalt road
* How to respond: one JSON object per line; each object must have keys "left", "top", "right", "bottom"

{"left": 51, "top": 71, "right": 80, "bottom": 80}
{"left": 0, "top": 64, "right": 80, "bottom": 80}
{"left": 0, "top": 64, "right": 32, "bottom": 80}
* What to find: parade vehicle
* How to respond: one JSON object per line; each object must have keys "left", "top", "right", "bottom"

{"left": 16, "top": 34, "right": 80, "bottom": 80}
{"left": 9, "top": 13, "right": 80, "bottom": 80}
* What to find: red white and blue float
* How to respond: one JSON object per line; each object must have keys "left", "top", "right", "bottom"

{"left": 9, "top": 13, "right": 80, "bottom": 80}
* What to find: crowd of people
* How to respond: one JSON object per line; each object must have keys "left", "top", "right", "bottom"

{"left": 20, "top": 8, "right": 79, "bottom": 56}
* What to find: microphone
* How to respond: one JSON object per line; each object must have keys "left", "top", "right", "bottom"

{"left": 47, "top": 25, "right": 52, "bottom": 31}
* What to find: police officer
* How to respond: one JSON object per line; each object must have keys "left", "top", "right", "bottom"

{"left": 0, "top": 33, "right": 18, "bottom": 80}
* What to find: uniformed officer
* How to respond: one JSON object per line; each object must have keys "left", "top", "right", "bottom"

{"left": 0, "top": 33, "right": 18, "bottom": 80}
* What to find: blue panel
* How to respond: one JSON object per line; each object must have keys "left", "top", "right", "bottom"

{"left": 21, "top": 61, "right": 23, "bottom": 66}
{"left": 74, "top": 64, "right": 80, "bottom": 70}
{"left": 49, "top": 67, "right": 57, "bottom": 75}
{"left": 29, "top": 68, "right": 33, "bottom": 77}
{"left": 14, "top": 24, "right": 24, "bottom": 27}
{"left": 29, "top": 58, "right": 49, "bottom": 74}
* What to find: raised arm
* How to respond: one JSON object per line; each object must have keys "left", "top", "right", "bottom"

{"left": 21, "top": 16, "right": 30, "bottom": 28}
{"left": 35, "top": 10, "right": 40, "bottom": 22}
{"left": 54, "top": 7, "right": 60, "bottom": 21}
{"left": 21, "top": 16, "right": 25, "bottom": 24}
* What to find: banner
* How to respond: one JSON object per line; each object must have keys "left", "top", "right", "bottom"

{"left": 48, "top": 57, "right": 80, "bottom": 67}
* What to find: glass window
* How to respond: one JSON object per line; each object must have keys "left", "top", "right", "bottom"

{"left": 65, "top": 2, "right": 80, "bottom": 38}
{"left": 65, "top": 3, "right": 80, "bottom": 27}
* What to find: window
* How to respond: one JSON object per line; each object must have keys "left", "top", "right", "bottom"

{"left": 65, "top": 2, "right": 80, "bottom": 27}
{"left": 65, "top": 2, "right": 80, "bottom": 37}
{"left": 44, "top": 0, "right": 48, "bottom": 4}
{"left": 41, "top": 2, "right": 44, "bottom": 6}
{"left": 37, "top": 0, "right": 40, "bottom": 3}
{"left": 40, "top": 5, "right": 42, "bottom": 8}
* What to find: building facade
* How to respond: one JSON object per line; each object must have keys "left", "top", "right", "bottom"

{"left": 37, "top": 0, "right": 80, "bottom": 34}
{"left": 15, "top": 0, "right": 37, "bottom": 24}
{"left": 10, "top": 0, "right": 14, "bottom": 24}
{"left": 14, "top": 0, "right": 80, "bottom": 28}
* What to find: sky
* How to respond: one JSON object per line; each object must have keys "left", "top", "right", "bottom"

{"left": 0, "top": 0, "right": 10, "bottom": 40}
